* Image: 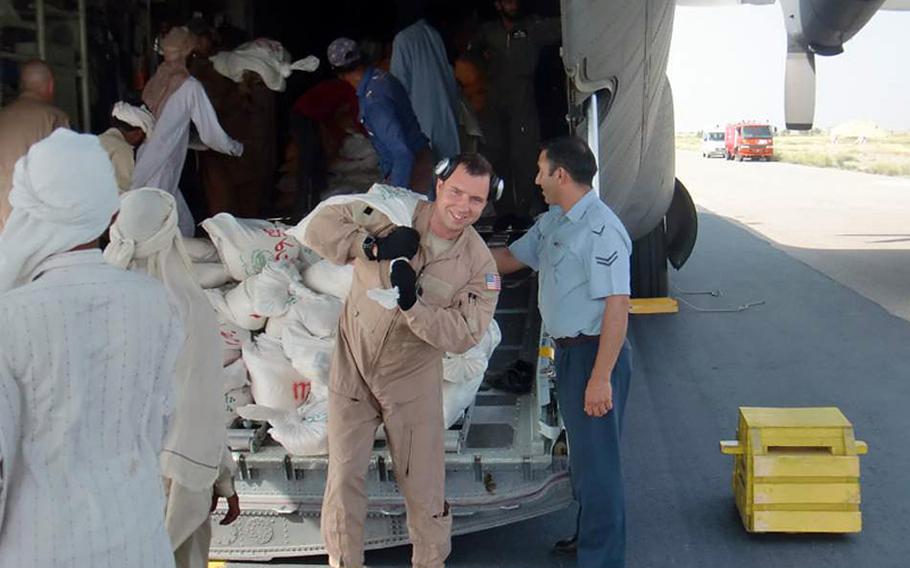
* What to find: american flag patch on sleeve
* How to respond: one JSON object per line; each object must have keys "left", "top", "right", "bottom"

{"left": 485, "top": 273, "right": 502, "bottom": 291}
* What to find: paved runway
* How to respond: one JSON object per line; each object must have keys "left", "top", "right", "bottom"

{"left": 224, "top": 155, "right": 910, "bottom": 567}
{"left": 677, "top": 150, "right": 910, "bottom": 322}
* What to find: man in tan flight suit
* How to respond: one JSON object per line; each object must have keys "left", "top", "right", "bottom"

{"left": 0, "top": 59, "right": 70, "bottom": 230}
{"left": 305, "top": 154, "right": 502, "bottom": 568}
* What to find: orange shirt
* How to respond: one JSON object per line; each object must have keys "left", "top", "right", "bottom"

{"left": 455, "top": 57, "right": 487, "bottom": 113}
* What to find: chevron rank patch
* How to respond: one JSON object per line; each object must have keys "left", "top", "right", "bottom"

{"left": 595, "top": 252, "right": 619, "bottom": 267}
{"left": 485, "top": 273, "right": 502, "bottom": 291}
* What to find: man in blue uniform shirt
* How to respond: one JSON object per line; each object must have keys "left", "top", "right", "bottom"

{"left": 327, "top": 37, "right": 434, "bottom": 192}
{"left": 491, "top": 136, "right": 633, "bottom": 568}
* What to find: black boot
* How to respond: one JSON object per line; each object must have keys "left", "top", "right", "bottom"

{"left": 552, "top": 534, "right": 578, "bottom": 554}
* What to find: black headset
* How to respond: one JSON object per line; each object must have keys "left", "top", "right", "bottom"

{"left": 434, "top": 156, "right": 504, "bottom": 202}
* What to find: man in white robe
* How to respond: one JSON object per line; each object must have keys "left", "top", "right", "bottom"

{"left": 0, "top": 129, "right": 183, "bottom": 567}
{"left": 134, "top": 27, "right": 243, "bottom": 237}
{"left": 105, "top": 188, "right": 240, "bottom": 568}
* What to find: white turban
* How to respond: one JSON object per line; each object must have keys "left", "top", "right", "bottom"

{"left": 112, "top": 101, "right": 155, "bottom": 135}
{"left": 0, "top": 129, "right": 119, "bottom": 294}
{"left": 104, "top": 188, "right": 226, "bottom": 493}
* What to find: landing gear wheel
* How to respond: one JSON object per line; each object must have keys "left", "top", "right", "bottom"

{"left": 631, "top": 221, "right": 669, "bottom": 298}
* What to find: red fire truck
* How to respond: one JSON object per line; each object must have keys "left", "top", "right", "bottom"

{"left": 725, "top": 121, "right": 774, "bottom": 161}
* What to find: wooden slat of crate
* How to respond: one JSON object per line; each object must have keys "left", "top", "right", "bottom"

{"left": 752, "top": 482, "right": 860, "bottom": 505}
{"left": 740, "top": 407, "right": 852, "bottom": 429}
{"left": 753, "top": 455, "right": 860, "bottom": 478}
{"left": 756, "top": 430, "right": 849, "bottom": 454}
{"left": 751, "top": 510, "right": 862, "bottom": 533}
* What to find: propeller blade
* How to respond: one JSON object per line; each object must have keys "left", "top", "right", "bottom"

{"left": 784, "top": 45, "right": 816, "bottom": 130}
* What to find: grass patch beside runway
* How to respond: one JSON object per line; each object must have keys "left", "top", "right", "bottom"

{"left": 677, "top": 132, "right": 910, "bottom": 176}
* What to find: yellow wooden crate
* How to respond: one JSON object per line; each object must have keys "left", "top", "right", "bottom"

{"left": 629, "top": 297, "right": 679, "bottom": 315}
{"left": 720, "top": 407, "right": 868, "bottom": 533}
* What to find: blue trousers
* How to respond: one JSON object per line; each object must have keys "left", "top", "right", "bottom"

{"left": 555, "top": 339, "right": 632, "bottom": 568}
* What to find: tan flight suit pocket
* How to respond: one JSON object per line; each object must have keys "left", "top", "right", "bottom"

{"left": 419, "top": 273, "right": 455, "bottom": 306}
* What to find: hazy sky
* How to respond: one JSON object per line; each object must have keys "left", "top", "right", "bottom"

{"left": 667, "top": 5, "right": 910, "bottom": 132}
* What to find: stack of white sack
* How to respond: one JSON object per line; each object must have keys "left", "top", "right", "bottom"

{"left": 202, "top": 213, "right": 305, "bottom": 281}
{"left": 198, "top": 185, "right": 502, "bottom": 453}
{"left": 324, "top": 132, "right": 381, "bottom": 199}
{"left": 277, "top": 285, "right": 342, "bottom": 383}
{"left": 222, "top": 185, "right": 417, "bottom": 455}
{"left": 223, "top": 358, "right": 253, "bottom": 427}
{"left": 441, "top": 320, "right": 503, "bottom": 428}
{"left": 242, "top": 334, "right": 314, "bottom": 412}
{"left": 184, "top": 237, "right": 231, "bottom": 289}
{"left": 211, "top": 38, "right": 319, "bottom": 92}
{"left": 227, "top": 278, "right": 338, "bottom": 456}
{"left": 208, "top": 304, "right": 252, "bottom": 366}
{"left": 204, "top": 260, "right": 303, "bottom": 331}
{"left": 237, "top": 389, "right": 329, "bottom": 456}
{"left": 300, "top": 259, "right": 353, "bottom": 300}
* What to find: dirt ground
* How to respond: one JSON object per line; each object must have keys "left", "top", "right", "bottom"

{"left": 677, "top": 132, "right": 910, "bottom": 177}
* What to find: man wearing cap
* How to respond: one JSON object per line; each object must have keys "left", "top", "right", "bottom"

{"left": 491, "top": 137, "right": 632, "bottom": 568}
{"left": 327, "top": 37, "right": 434, "bottom": 192}
{"left": 98, "top": 101, "right": 156, "bottom": 192}
{"left": 0, "top": 60, "right": 70, "bottom": 232}
{"left": 305, "top": 153, "right": 501, "bottom": 568}
{"left": 0, "top": 129, "right": 183, "bottom": 567}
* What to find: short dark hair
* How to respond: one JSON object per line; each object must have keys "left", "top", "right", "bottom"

{"left": 440, "top": 153, "right": 497, "bottom": 198}
{"left": 450, "top": 153, "right": 494, "bottom": 180}
{"left": 540, "top": 136, "right": 597, "bottom": 186}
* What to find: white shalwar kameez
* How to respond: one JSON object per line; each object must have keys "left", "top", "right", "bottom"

{"left": 132, "top": 77, "right": 243, "bottom": 237}
{"left": 0, "top": 250, "right": 185, "bottom": 568}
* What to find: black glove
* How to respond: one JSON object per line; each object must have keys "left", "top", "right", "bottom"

{"left": 390, "top": 259, "right": 418, "bottom": 311}
{"left": 375, "top": 226, "right": 421, "bottom": 260}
